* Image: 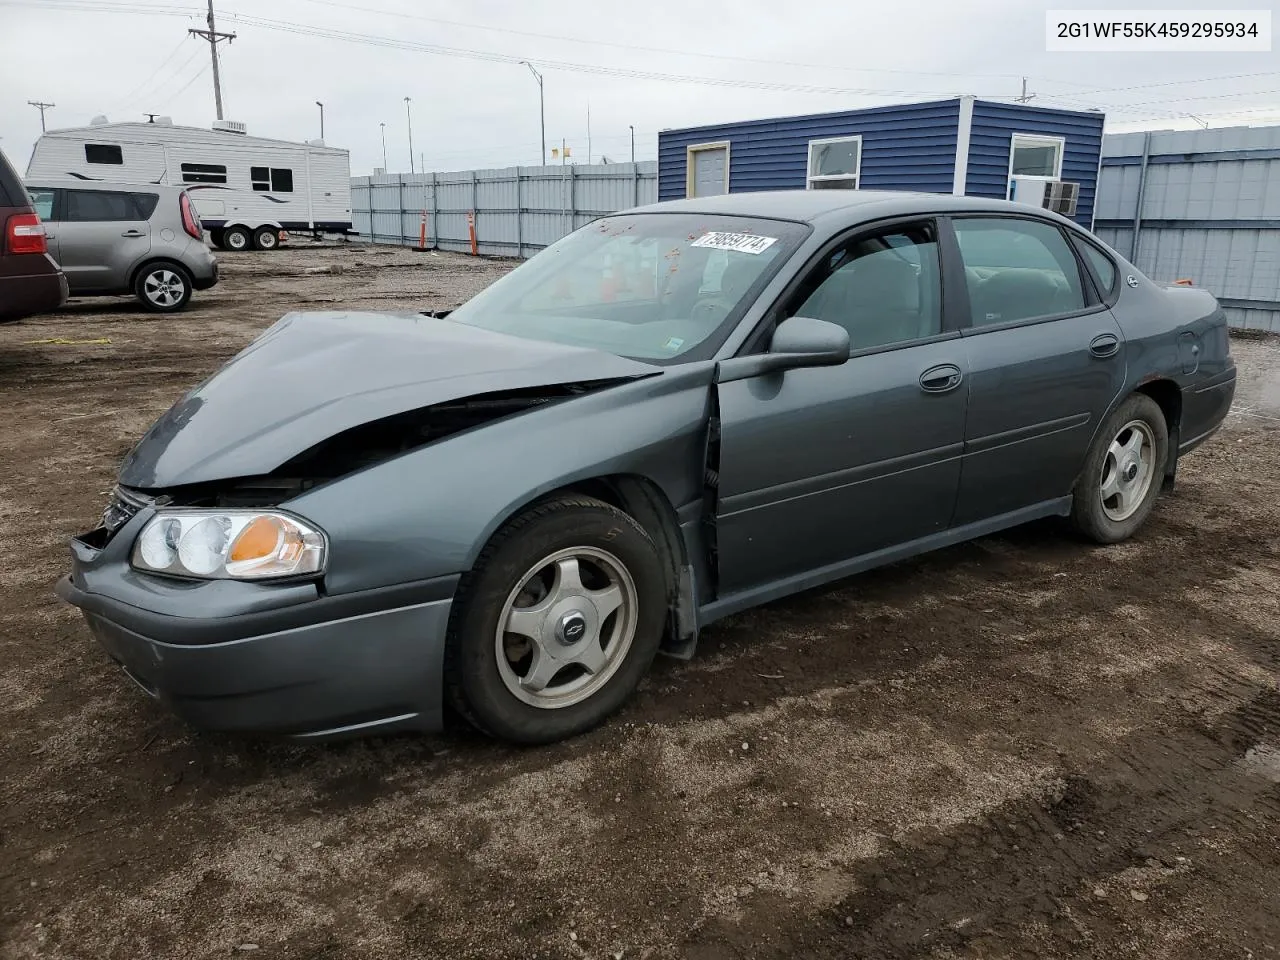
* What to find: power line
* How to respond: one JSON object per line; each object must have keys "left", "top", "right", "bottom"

{"left": 110, "top": 35, "right": 192, "bottom": 111}
{"left": 115, "top": 41, "right": 203, "bottom": 113}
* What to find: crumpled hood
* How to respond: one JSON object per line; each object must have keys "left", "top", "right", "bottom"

{"left": 119, "top": 310, "right": 656, "bottom": 489}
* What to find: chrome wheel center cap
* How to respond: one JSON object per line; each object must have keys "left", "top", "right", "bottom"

{"left": 556, "top": 611, "right": 588, "bottom": 646}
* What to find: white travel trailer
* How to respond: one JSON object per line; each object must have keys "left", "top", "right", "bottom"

{"left": 26, "top": 117, "right": 352, "bottom": 251}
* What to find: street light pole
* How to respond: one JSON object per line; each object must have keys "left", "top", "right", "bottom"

{"left": 379, "top": 122, "right": 387, "bottom": 170}
{"left": 629, "top": 124, "right": 635, "bottom": 164}
{"left": 521, "top": 61, "right": 545, "bottom": 166}
{"left": 405, "top": 96, "right": 415, "bottom": 174}
{"left": 315, "top": 101, "right": 324, "bottom": 140}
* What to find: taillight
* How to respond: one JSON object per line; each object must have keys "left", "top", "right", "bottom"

{"left": 6, "top": 213, "right": 48, "bottom": 255}
{"left": 179, "top": 192, "right": 202, "bottom": 240}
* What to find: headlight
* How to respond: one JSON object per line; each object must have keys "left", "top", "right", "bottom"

{"left": 131, "top": 511, "right": 326, "bottom": 580}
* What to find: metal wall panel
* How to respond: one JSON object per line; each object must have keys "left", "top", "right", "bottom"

{"left": 1095, "top": 124, "right": 1280, "bottom": 330}
{"left": 349, "top": 162, "right": 657, "bottom": 258}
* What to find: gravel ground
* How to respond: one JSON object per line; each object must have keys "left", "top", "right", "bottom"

{"left": 1, "top": 243, "right": 1278, "bottom": 960}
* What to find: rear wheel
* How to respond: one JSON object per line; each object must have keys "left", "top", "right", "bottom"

{"left": 222, "top": 226, "right": 251, "bottom": 252}
{"left": 209, "top": 228, "right": 225, "bottom": 250}
{"left": 253, "top": 227, "right": 280, "bottom": 251}
{"left": 134, "top": 261, "right": 193, "bottom": 313}
{"left": 444, "top": 496, "right": 667, "bottom": 744}
{"left": 1070, "top": 394, "right": 1169, "bottom": 543}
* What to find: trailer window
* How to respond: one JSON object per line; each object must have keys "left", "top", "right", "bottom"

{"left": 85, "top": 144, "right": 123, "bottom": 165}
{"left": 180, "top": 162, "right": 227, "bottom": 184}
{"left": 250, "top": 167, "right": 294, "bottom": 193}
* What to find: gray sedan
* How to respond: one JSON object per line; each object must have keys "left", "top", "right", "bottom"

{"left": 56, "top": 191, "right": 1237, "bottom": 744}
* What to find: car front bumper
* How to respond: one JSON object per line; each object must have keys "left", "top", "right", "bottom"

{"left": 55, "top": 512, "right": 458, "bottom": 740}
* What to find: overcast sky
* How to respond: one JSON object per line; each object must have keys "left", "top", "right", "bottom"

{"left": 2, "top": 0, "right": 1278, "bottom": 175}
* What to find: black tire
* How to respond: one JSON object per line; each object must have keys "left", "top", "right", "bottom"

{"left": 209, "top": 228, "right": 226, "bottom": 250}
{"left": 253, "top": 227, "right": 280, "bottom": 251}
{"left": 1070, "top": 394, "right": 1169, "bottom": 544}
{"left": 133, "top": 261, "right": 193, "bottom": 313}
{"left": 444, "top": 495, "right": 668, "bottom": 744}
{"left": 223, "top": 226, "right": 251, "bottom": 252}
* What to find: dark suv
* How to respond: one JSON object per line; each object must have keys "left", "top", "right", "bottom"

{"left": 0, "top": 146, "right": 66, "bottom": 322}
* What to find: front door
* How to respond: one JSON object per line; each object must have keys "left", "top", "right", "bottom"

{"left": 689, "top": 146, "right": 728, "bottom": 198}
{"left": 715, "top": 219, "right": 968, "bottom": 596}
{"left": 57, "top": 188, "right": 152, "bottom": 293}
{"left": 947, "top": 215, "right": 1127, "bottom": 525}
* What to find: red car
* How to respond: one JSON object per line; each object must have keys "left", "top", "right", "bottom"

{"left": 0, "top": 145, "right": 66, "bottom": 322}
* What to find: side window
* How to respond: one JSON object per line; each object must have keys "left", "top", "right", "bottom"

{"left": 789, "top": 222, "right": 942, "bottom": 350}
{"left": 953, "top": 217, "right": 1086, "bottom": 327}
{"left": 180, "top": 162, "right": 227, "bottom": 184}
{"left": 133, "top": 193, "right": 160, "bottom": 219}
{"left": 28, "top": 189, "right": 56, "bottom": 221}
{"left": 1074, "top": 237, "right": 1117, "bottom": 297}
{"left": 251, "top": 167, "right": 294, "bottom": 192}
{"left": 64, "top": 190, "right": 142, "bottom": 222}
{"left": 85, "top": 144, "right": 123, "bottom": 165}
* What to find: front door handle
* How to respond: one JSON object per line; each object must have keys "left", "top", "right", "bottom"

{"left": 1090, "top": 333, "right": 1121, "bottom": 358}
{"left": 920, "top": 363, "right": 963, "bottom": 394}
{"left": 121, "top": 230, "right": 145, "bottom": 238}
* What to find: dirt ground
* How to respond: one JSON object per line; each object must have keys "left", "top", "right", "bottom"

{"left": 2, "top": 242, "right": 1278, "bottom": 960}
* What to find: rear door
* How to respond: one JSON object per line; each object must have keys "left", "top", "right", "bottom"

{"left": 58, "top": 189, "right": 152, "bottom": 293}
{"left": 947, "top": 215, "right": 1126, "bottom": 524}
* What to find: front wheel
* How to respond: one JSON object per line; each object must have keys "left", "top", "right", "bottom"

{"left": 1070, "top": 394, "right": 1169, "bottom": 544}
{"left": 444, "top": 496, "right": 668, "bottom": 744}
{"left": 222, "top": 226, "right": 251, "bottom": 252}
{"left": 134, "top": 262, "right": 192, "bottom": 313}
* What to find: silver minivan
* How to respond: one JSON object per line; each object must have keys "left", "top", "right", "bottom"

{"left": 24, "top": 180, "right": 219, "bottom": 313}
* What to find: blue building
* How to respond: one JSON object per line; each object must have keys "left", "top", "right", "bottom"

{"left": 657, "top": 97, "right": 1106, "bottom": 227}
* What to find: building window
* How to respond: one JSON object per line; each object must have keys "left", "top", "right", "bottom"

{"left": 806, "top": 135, "right": 861, "bottom": 190}
{"left": 1009, "top": 134, "right": 1064, "bottom": 179}
{"left": 251, "top": 166, "right": 293, "bottom": 192}
{"left": 85, "top": 144, "right": 123, "bottom": 165}
{"left": 180, "top": 162, "right": 227, "bottom": 184}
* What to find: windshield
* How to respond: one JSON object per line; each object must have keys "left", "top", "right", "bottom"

{"left": 445, "top": 213, "right": 808, "bottom": 361}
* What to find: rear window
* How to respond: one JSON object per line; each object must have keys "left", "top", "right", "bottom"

{"left": 85, "top": 144, "right": 124, "bottom": 165}
{"left": 133, "top": 193, "right": 160, "bottom": 219}
{"left": 65, "top": 190, "right": 145, "bottom": 222}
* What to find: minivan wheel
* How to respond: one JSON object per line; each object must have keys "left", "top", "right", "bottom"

{"left": 223, "top": 226, "right": 251, "bottom": 251}
{"left": 253, "top": 227, "right": 280, "bottom": 251}
{"left": 444, "top": 495, "right": 667, "bottom": 744}
{"left": 1070, "top": 394, "right": 1169, "bottom": 544}
{"left": 134, "top": 262, "right": 193, "bottom": 313}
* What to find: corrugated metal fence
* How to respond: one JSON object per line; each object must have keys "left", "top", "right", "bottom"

{"left": 350, "top": 162, "right": 657, "bottom": 258}
{"left": 1094, "top": 126, "right": 1280, "bottom": 332}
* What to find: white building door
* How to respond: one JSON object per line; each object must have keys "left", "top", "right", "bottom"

{"left": 688, "top": 144, "right": 729, "bottom": 198}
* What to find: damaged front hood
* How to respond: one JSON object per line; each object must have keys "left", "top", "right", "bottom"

{"left": 120, "top": 310, "right": 657, "bottom": 488}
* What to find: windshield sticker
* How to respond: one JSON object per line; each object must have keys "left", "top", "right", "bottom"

{"left": 690, "top": 232, "right": 778, "bottom": 255}
{"left": 663, "top": 337, "right": 685, "bottom": 352}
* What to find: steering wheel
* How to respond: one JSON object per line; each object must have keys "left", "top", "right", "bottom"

{"left": 690, "top": 296, "right": 737, "bottom": 325}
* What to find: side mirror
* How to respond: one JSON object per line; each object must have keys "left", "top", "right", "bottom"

{"left": 715, "top": 316, "right": 850, "bottom": 384}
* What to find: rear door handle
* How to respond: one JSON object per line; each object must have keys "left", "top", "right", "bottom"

{"left": 1089, "top": 333, "right": 1120, "bottom": 358}
{"left": 920, "top": 363, "right": 963, "bottom": 394}
{"left": 121, "top": 230, "right": 145, "bottom": 238}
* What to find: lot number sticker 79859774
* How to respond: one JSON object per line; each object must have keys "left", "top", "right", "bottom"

{"left": 691, "top": 232, "right": 779, "bottom": 255}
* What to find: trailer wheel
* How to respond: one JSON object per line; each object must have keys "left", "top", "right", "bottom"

{"left": 253, "top": 227, "right": 280, "bottom": 251}
{"left": 223, "top": 226, "right": 251, "bottom": 252}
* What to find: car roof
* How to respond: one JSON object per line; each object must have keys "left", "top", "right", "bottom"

{"left": 628, "top": 189, "right": 1079, "bottom": 230}
{"left": 23, "top": 178, "right": 184, "bottom": 195}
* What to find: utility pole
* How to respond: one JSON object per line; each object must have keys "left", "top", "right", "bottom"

{"left": 27, "top": 101, "right": 55, "bottom": 132}
{"left": 1015, "top": 77, "right": 1035, "bottom": 103}
{"left": 315, "top": 101, "right": 324, "bottom": 140}
{"left": 189, "top": 0, "right": 235, "bottom": 120}
{"left": 520, "top": 61, "right": 545, "bottom": 166}
{"left": 405, "top": 96, "right": 415, "bottom": 174}
{"left": 629, "top": 124, "right": 635, "bottom": 164}
{"left": 561, "top": 137, "right": 567, "bottom": 166}
{"left": 586, "top": 102, "right": 592, "bottom": 165}
{"left": 379, "top": 122, "right": 387, "bottom": 170}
